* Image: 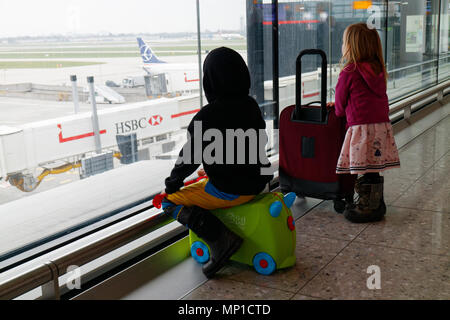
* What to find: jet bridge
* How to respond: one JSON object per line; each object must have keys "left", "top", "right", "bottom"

{"left": 0, "top": 95, "right": 203, "bottom": 191}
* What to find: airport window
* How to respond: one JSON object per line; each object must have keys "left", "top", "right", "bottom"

{"left": 439, "top": 0, "right": 450, "bottom": 82}
{"left": 386, "top": 0, "right": 442, "bottom": 101}
{"left": 155, "top": 134, "right": 168, "bottom": 142}
{"left": 0, "top": 0, "right": 449, "bottom": 270}
{"left": 0, "top": 0, "right": 204, "bottom": 267}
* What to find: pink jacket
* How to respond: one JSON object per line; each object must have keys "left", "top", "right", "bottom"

{"left": 334, "top": 62, "right": 390, "bottom": 126}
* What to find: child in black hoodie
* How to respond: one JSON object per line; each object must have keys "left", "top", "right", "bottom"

{"left": 162, "top": 47, "right": 273, "bottom": 278}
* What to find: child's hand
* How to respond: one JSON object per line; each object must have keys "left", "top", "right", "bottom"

{"left": 197, "top": 168, "right": 206, "bottom": 177}
{"left": 327, "top": 102, "right": 335, "bottom": 108}
{"left": 153, "top": 191, "right": 167, "bottom": 209}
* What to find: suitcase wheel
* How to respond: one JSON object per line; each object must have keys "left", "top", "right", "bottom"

{"left": 191, "top": 241, "right": 210, "bottom": 264}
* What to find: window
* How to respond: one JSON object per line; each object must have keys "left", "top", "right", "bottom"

{"left": 439, "top": 0, "right": 450, "bottom": 82}
{"left": 386, "top": 0, "right": 442, "bottom": 101}
{"left": 0, "top": 0, "right": 202, "bottom": 268}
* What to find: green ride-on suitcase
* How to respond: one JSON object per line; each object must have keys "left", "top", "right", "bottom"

{"left": 189, "top": 192, "right": 297, "bottom": 275}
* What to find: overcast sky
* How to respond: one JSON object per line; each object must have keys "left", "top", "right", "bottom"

{"left": 0, "top": 0, "right": 246, "bottom": 37}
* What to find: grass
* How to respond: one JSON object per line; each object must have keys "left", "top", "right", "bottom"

{"left": 0, "top": 61, "right": 105, "bottom": 69}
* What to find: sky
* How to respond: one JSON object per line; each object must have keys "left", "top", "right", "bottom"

{"left": 0, "top": 0, "right": 246, "bottom": 37}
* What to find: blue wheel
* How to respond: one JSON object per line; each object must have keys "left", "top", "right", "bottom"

{"left": 191, "top": 241, "right": 210, "bottom": 264}
{"left": 253, "top": 252, "right": 276, "bottom": 275}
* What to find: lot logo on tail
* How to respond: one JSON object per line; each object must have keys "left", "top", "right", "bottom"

{"left": 137, "top": 37, "right": 166, "bottom": 64}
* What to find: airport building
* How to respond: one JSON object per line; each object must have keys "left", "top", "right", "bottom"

{"left": 0, "top": 0, "right": 449, "bottom": 304}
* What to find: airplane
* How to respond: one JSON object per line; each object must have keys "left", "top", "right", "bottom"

{"left": 137, "top": 37, "right": 201, "bottom": 93}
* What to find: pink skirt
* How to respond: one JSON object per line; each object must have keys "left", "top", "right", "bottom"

{"left": 336, "top": 122, "right": 400, "bottom": 175}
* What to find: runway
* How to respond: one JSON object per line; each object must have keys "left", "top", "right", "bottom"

{"left": 0, "top": 56, "right": 190, "bottom": 86}
{"left": 0, "top": 97, "right": 107, "bottom": 126}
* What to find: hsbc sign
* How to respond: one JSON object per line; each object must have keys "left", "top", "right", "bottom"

{"left": 115, "top": 115, "right": 164, "bottom": 134}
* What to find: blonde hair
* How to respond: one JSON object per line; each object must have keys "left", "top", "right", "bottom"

{"left": 340, "top": 23, "right": 388, "bottom": 83}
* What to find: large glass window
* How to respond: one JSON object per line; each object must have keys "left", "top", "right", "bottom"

{"left": 0, "top": 0, "right": 449, "bottom": 270}
{"left": 386, "top": 0, "right": 441, "bottom": 101}
{"left": 0, "top": 0, "right": 278, "bottom": 269}
{"left": 276, "top": 0, "right": 333, "bottom": 111}
{"left": 329, "top": 0, "right": 382, "bottom": 101}
{"left": 0, "top": 0, "right": 202, "bottom": 267}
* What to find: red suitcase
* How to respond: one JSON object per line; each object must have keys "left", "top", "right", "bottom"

{"left": 279, "top": 49, "right": 355, "bottom": 210}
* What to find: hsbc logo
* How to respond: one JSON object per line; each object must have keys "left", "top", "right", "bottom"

{"left": 149, "top": 115, "right": 163, "bottom": 126}
{"left": 115, "top": 115, "right": 164, "bottom": 134}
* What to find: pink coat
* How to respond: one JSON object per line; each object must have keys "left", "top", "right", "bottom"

{"left": 334, "top": 62, "right": 390, "bottom": 127}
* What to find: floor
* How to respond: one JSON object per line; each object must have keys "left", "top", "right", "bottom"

{"left": 182, "top": 115, "right": 450, "bottom": 300}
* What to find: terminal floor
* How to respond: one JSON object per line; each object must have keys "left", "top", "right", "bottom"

{"left": 183, "top": 115, "right": 450, "bottom": 300}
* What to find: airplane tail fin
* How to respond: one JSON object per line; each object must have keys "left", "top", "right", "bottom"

{"left": 137, "top": 38, "right": 165, "bottom": 64}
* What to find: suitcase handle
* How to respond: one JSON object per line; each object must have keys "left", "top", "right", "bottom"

{"left": 294, "top": 49, "right": 328, "bottom": 122}
{"left": 304, "top": 101, "right": 321, "bottom": 106}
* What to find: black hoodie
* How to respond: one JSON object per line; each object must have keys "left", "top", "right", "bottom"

{"left": 164, "top": 47, "right": 273, "bottom": 195}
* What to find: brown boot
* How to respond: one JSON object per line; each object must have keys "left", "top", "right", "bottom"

{"left": 344, "top": 175, "right": 386, "bottom": 223}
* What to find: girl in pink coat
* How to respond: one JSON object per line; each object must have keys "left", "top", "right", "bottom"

{"left": 332, "top": 23, "right": 400, "bottom": 223}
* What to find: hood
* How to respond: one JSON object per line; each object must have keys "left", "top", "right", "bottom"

{"left": 356, "top": 62, "right": 387, "bottom": 96}
{"left": 203, "top": 47, "right": 251, "bottom": 103}
{"left": 356, "top": 62, "right": 387, "bottom": 97}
